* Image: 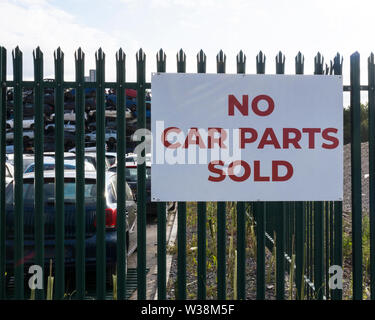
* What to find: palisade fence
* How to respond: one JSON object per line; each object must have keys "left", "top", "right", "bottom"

{"left": 0, "top": 46, "right": 373, "bottom": 300}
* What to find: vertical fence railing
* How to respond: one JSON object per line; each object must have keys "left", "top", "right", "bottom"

{"left": 54, "top": 47, "right": 65, "bottom": 300}
{"left": 235, "top": 50, "right": 247, "bottom": 301}
{"left": 197, "top": 50, "right": 207, "bottom": 300}
{"left": 176, "top": 49, "right": 187, "bottom": 300}
{"left": 332, "top": 53, "right": 343, "bottom": 301}
{"left": 33, "top": 47, "right": 45, "bottom": 300}
{"left": 156, "top": 49, "right": 167, "bottom": 300}
{"left": 325, "top": 201, "right": 329, "bottom": 298}
{"left": 306, "top": 202, "right": 311, "bottom": 298}
{"left": 313, "top": 52, "right": 325, "bottom": 300}
{"left": 350, "top": 52, "right": 362, "bottom": 300}
{"left": 95, "top": 48, "right": 106, "bottom": 300}
{"left": 275, "top": 52, "right": 285, "bottom": 300}
{"left": 0, "top": 46, "right": 6, "bottom": 300}
{"left": 13, "top": 47, "right": 24, "bottom": 300}
{"left": 368, "top": 52, "right": 375, "bottom": 300}
{"left": 328, "top": 201, "right": 334, "bottom": 299}
{"left": 136, "top": 49, "right": 147, "bottom": 300}
{"left": 295, "top": 52, "right": 305, "bottom": 300}
{"left": 255, "top": 50, "right": 266, "bottom": 300}
{"left": 74, "top": 48, "right": 86, "bottom": 299}
{"left": 216, "top": 50, "right": 227, "bottom": 300}
{"left": 116, "top": 48, "right": 127, "bottom": 300}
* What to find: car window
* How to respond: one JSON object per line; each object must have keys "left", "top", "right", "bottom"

{"left": 110, "top": 175, "right": 133, "bottom": 201}
{"left": 126, "top": 167, "right": 137, "bottom": 182}
{"left": 125, "top": 167, "right": 151, "bottom": 182}
{"left": 126, "top": 156, "right": 135, "bottom": 163}
{"left": 6, "top": 180, "right": 97, "bottom": 205}
{"left": 25, "top": 163, "right": 77, "bottom": 173}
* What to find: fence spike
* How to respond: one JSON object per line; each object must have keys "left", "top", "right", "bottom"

{"left": 95, "top": 47, "right": 105, "bottom": 61}
{"left": 177, "top": 48, "right": 186, "bottom": 63}
{"left": 156, "top": 48, "right": 166, "bottom": 73}
{"left": 54, "top": 47, "right": 64, "bottom": 61}
{"left": 197, "top": 49, "right": 206, "bottom": 63}
{"left": 295, "top": 52, "right": 304, "bottom": 74}
{"left": 157, "top": 48, "right": 166, "bottom": 62}
{"left": 276, "top": 51, "right": 285, "bottom": 64}
{"left": 33, "top": 46, "right": 43, "bottom": 61}
{"left": 332, "top": 53, "right": 343, "bottom": 75}
{"left": 197, "top": 49, "right": 206, "bottom": 73}
{"left": 257, "top": 50, "right": 265, "bottom": 64}
{"left": 216, "top": 50, "right": 226, "bottom": 73}
{"left": 237, "top": 50, "right": 246, "bottom": 64}
{"left": 116, "top": 48, "right": 125, "bottom": 63}
{"left": 256, "top": 51, "right": 266, "bottom": 74}
{"left": 237, "top": 50, "right": 246, "bottom": 74}
{"left": 74, "top": 47, "right": 85, "bottom": 61}
{"left": 136, "top": 48, "right": 145, "bottom": 62}
{"left": 295, "top": 51, "right": 304, "bottom": 64}
{"left": 216, "top": 50, "right": 226, "bottom": 63}
{"left": 369, "top": 52, "right": 374, "bottom": 64}
{"left": 275, "top": 51, "right": 285, "bottom": 74}
{"left": 177, "top": 49, "right": 186, "bottom": 73}
{"left": 12, "top": 46, "right": 22, "bottom": 60}
{"left": 314, "top": 52, "right": 324, "bottom": 74}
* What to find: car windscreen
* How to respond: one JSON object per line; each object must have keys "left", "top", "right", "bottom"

{"left": 24, "top": 163, "right": 76, "bottom": 173}
{"left": 6, "top": 178, "right": 97, "bottom": 205}
{"left": 126, "top": 167, "right": 151, "bottom": 182}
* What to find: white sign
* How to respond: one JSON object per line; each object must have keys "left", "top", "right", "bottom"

{"left": 151, "top": 73, "right": 343, "bottom": 201}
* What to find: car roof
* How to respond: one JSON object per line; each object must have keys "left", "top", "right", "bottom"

{"left": 22, "top": 170, "right": 103, "bottom": 180}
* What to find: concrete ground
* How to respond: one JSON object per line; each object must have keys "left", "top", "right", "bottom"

{"left": 128, "top": 208, "right": 177, "bottom": 300}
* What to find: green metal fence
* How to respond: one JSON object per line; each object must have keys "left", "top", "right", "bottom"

{"left": 0, "top": 46, "right": 373, "bottom": 300}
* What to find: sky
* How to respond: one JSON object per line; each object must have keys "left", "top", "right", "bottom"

{"left": 1, "top": 0, "right": 375, "bottom": 105}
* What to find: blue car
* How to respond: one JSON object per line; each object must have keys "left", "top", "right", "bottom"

{"left": 4, "top": 170, "right": 137, "bottom": 284}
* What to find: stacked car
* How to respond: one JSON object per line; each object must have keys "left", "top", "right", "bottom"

{"left": 4, "top": 86, "right": 149, "bottom": 153}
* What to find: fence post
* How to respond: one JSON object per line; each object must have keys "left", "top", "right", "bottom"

{"left": 156, "top": 48, "right": 167, "bottom": 300}
{"left": 196, "top": 49, "right": 207, "bottom": 300}
{"left": 236, "top": 50, "right": 247, "bottom": 300}
{"left": 0, "top": 46, "right": 6, "bottom": 300}
{"left": 332, "top": 53, "right": 343, "bottom": 301}
{"left": 368, "top": 53, "right": 375, "bottom": 300}
{"left": 136, "top": 48, "right": 147, "bottom": 300}
{"left": 275, "top": 51, "right": 285, "bottom": 300}
{"left": 54, "top": 47, "right": 65, "bottom": 300}
{"left": 307, "top": 202, "right": 312, "bottom": 298}
{"left": 115, "top": 48, "right": 127, "bottom": 300}
{"left": 176, "top": 49, "right": 187, "bottom": 300}
{"left": 13, "top": 47, "right": 24, "bottom": 300}
{"left": 350, "top": 52, "right": 363, "bottom": 300}
{"left": 33, "top": 47, "right": 45, "bottom": 300}
{"left": 255, "top": 50, "right": 266, "bottom": 300}
{"left": 74, "top": 48, "right": 86, "bottom": 300}
{"left": 95, "top": 48, "right": 106, "bottom": 300}
{"left": 313, "top": 52, "right": 325, "bottom": 300}
{"left": 294, "top": 52, "right": 305, "bottom": 300}
{"left": 216, "top": 50, "right": 227, "bottom": 300}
